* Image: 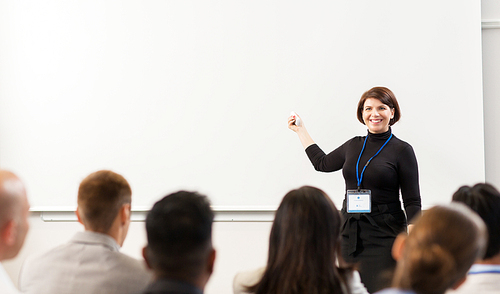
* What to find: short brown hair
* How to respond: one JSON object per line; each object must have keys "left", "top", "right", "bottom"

{"left": 357, "top": 87, "right": 401, "bottom": 126}
{"left": 77, "top": 170, "right": 131, "bottom": 233}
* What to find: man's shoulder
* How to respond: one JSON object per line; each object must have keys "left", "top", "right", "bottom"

{"left": 21, "top": 234, "right": 151, "bottom": 279}
{"left": 22, "top": 242, "right": 73, "bottom": 269}
{"left": 108, "top": 250, "right": 151, "bottom": 273}
{"left": 20, "top": 240, "right": 152, "bottom": 294}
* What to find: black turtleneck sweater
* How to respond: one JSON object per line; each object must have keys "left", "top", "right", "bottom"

{"left": 305, "top": 129, "right": 421, "bottom": 223}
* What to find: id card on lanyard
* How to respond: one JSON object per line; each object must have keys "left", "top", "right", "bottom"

{"left": 347, "top": 189, "right": 371, "bottom": 213}
{"left": 348, "top": 133, "right": 393, "bottom": 213}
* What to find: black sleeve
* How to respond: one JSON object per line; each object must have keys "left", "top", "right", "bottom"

{"left": 397, "top": 144, "right": 422, "bottom": 223}
{"left": 305, "top": 142, "right": 347, "bottom": 173}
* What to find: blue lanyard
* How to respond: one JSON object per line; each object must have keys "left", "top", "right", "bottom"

{"left": 356, "top": 133, "right": 393, "bottom": 189}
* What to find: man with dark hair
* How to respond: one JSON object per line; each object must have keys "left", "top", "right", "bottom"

{"left": 0, "top": 170, "right": 30, "bottom": 294}
{"left": 19, "top": 170, "right": 151, "bottom": 294}
{"left": 142, "top": 191, "right": 216, "bottom": 294}
{"left": 449, "top": 183, "right": 500, "bottom": 294}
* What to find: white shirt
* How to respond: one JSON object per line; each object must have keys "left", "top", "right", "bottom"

{"left": 0, "top": 263, "right": 19, "bottom": 294}
{"left": 447, "top": 264, "right": 500, "bottom": 294}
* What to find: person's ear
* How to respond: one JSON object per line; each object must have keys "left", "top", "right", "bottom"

{"left": 1, "top": 220, "right": 17, "bottom": 246}
{"left": 75, "top": 207, "right": 84, "bottom": 225}
{"left": 451, "top": 276, "right": 467, "bottom": 290}
{"left": 142, "top": 246, "right": 152, "bottom": 270}
{"left": 392, "top": 233, "right": 406, "bottom": 261}
{"left": 121, "top": 203, "right": 131, "bottom": 225}
{"left": 207, "top": 248, "right": 216, "bottom": 275}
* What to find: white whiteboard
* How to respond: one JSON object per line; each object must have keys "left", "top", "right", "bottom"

{"left": 0, "top": 0, "right": 484, "bottom": 210}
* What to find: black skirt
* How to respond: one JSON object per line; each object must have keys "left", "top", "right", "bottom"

{"left": 340, "top": 201, "right": 407, "bottom": 293}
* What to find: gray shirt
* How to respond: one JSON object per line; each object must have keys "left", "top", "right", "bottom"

{"left": 19, "top": 231, "right": 152, "bottom": 294}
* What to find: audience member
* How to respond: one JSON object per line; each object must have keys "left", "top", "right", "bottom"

{"left": 142, "top": 191, "right": 216, "bottom": 294}
{"left": 233, "top": 186, "right": 368, "bottom": 294}
{"left": 0, "top": 171, "right": 30, "bottom": 294}
{"left": 447, "top": 183, "right": 500, "bottom": 294}
{"left": 376, "top": 204, "right": 487, "bottom": 294}
{"left": 19, "top": 170, "right": 151, "bottom": 294}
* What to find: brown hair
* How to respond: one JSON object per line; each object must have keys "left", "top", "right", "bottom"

{"left": 247, "top": 186, "right": 353, "bottom": 294}
{"left": 392, "top": 204, "right": 487, "bottom": 294}
{"left": 77, "top": 170, "right": 131, "bottom": 233}
{"left": 357, "top": 87, "right": 401, "bottom": 126}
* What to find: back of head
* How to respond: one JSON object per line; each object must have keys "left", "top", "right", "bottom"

{"left": 0, "top": 170, "right": 30, "bottom": 260}
{"left": 394, "top": 204, "right": 487, "bottom": 294}
{"left": 452, "top": 183, "right": 500, "bottom": 260}
{"left": 250, "top": 186, "right": 346, "bottom": 294}
{"left": 145, "top": 191, "right": 214, "bottom": 281}
{"left": 77, "top": 170, "right": 131, "bottom": 233}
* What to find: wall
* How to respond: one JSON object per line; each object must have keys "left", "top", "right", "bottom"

{"left": 0, "top": 0, "right": 486, "bottom": 210}
{"left": 483, "top": 0, "right": 500, "bottom": 187}
{"left": 3, "top": 1, "right": 500, "bottom": 294}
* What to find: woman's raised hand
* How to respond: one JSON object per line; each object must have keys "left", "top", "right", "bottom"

{"left": 288, "top": 112, "right": 302, "bottom": 132}
{"left": 288, "top": 112, "right": 315, "bottom": 149}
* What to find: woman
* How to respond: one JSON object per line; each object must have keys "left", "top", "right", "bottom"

{"left": 376, "top": 204, "right": 487, "bottom": 294}
{"left": 233, "top": 186, "right": 368, "bottom": 294}
{"left": 288, "top": 87, "right": 421, "bottom": 292}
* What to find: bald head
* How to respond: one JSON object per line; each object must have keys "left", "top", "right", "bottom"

{"left": 0, "top": 171, "right": 27, "bottom": 224}
{"left": 0, "top": 170, "right": 30, "bottom": 261}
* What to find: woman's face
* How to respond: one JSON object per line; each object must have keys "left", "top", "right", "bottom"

{"left": 362, "top": 98, "right": 395, "bottom": 134}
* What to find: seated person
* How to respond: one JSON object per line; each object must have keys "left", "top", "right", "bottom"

{"left": 376, "top": 204, "right": 487, "bottom": 294}
{"left": 19, "top": 170, "right": 151, "bottom": 294}
{"left": 448, "top": 183, "right": 500, "bottom": 294}
{"left": 233, "top": 186, "right": 368, "bottom": 294}
{"left": 0, "top": 171, "right": 30, "bottom": 294}
{"left": 141, "top": 191, "right": 216, "bottom": 294}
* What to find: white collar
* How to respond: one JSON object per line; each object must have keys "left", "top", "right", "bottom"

{"left": 468, "top": 264, "right": 500, "bottom": 275}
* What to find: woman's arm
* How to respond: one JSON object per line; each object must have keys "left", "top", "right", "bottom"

{"left": 288, "top": 113, "right": 315, "bottom": 149}
{"left": 398, "top": 144, "right": 422, "bottom": 224}
{"left": 288, "top": 113, "right": 346, "bottom": 172}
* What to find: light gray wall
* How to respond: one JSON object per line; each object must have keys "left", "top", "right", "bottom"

{"left": 483, "top": 0, "right": 500, "bottom": 187}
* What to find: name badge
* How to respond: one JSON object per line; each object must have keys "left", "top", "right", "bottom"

{"left": 346, "top": 189, "right": 371, "bottom": 213}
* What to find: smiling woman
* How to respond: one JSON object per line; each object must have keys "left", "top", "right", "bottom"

{"left": 357, "top": 88, "right": 399, "bottom": 134}
{"left": 362, "top": 99, "right": 394, "bottom": 134}
{"left": 288, "top": 86, "right": 421, "bottom": 293}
